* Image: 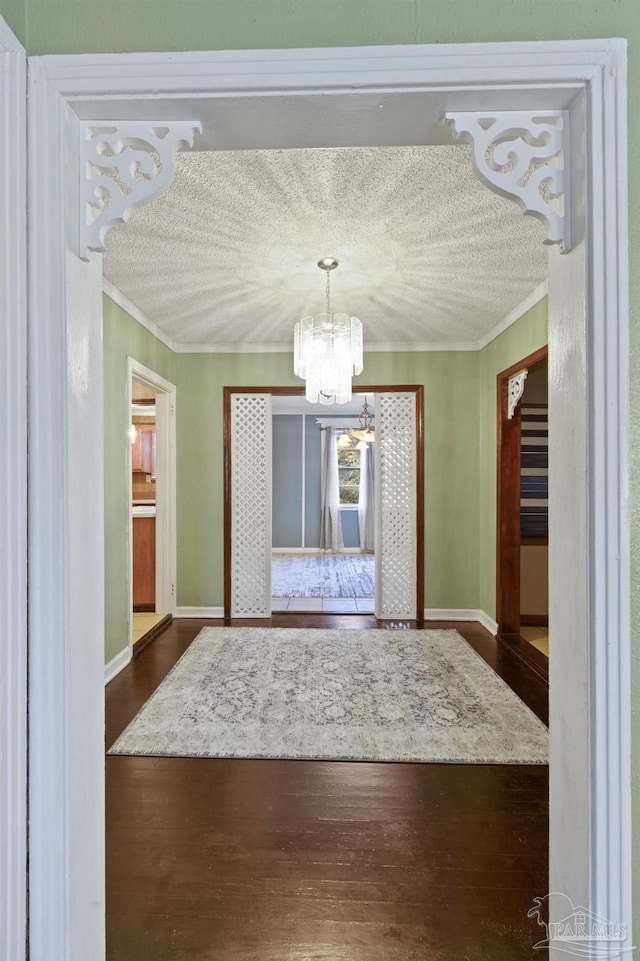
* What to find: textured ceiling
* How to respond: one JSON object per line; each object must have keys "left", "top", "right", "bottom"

{"left": 103, "top": 146, "right": 548, "bottom": 350}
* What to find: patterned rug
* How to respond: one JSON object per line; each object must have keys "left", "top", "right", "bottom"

{"left": 271, "top": 553, "right": 374, "bottom": 597}
{"left": 109, "top": 628, "right": 548, "bottom": 763}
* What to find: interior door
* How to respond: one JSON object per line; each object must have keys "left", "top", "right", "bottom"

{"left": 229, "top": 392, "right": 273, "bottom": 617}
{"left": 0, "top": 19, "right": 27, "bottom": 961}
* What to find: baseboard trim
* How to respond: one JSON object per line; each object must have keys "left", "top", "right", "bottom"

{"left": 174, "top": 606, "right": 225, "bottom": 619}
{"left": 104, "top": 647, "right": 132, "bottom": 686}
{"left": 424, "top": 608, "right": 498, "bottom": 636}
{"left": 497, "top": 632, "right": 549, "bottom": 685}
{"left": 476, "top": 610, "right": 499, "bottom": 636}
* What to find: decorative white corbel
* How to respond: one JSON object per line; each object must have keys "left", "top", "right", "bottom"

{"left": 78, "top": 120, "right": 201, "bottom": 260}
{"left": 508, "top": 369, "right": 528, "bottom": 419}
{"left": 445, "top": 110, "right": 570, "bottom": 252}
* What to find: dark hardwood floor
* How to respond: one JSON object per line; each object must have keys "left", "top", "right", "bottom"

{"left": 106, "top": 617, "right": 549, "bottom": 961}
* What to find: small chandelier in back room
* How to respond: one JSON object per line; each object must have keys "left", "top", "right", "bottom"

{"left": 294, "top": 257, "right": 363, "bottom": 404}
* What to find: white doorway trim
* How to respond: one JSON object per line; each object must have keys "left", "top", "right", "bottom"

{"left": 127, "top": 358, "right": 177, "bottom": 654}
{"left": 0, "top": 21, "right": 27, "bottom": 961}
{"left": 25, "top": 40, "right": 630, "bottom": 961}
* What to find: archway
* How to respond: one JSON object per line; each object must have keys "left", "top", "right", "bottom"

{"left": 23, "top": 40, "right": 629, "bottom": 959}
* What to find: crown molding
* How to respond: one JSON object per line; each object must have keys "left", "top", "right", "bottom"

{"left": 105, "top": 279, "right": 548, "bottom": 355}
{"left": 172, "top": 339, "right": 482, "bottom": 353}
{"left": 476, "top": 279, "right": 549, "bottom": 351}
{"left": 172, "top": 340, "right": 291, "bottom": 353}
{"left": 102, "top": 279, "right": 178, "bottom": 353}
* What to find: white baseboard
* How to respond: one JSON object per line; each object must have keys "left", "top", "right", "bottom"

{"left": 174, "top": 606, "right": 225, "bottom": 618}
{"left": 476, "top": 610, "right": 499, "bottom": 636}
{"left": 424, "top": 608, "right": 498, "bottom": 636}
{"left": 104, "top": 647, "right": 132, "bottom": 686}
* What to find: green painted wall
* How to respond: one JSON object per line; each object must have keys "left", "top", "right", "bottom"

{"left": 0, "top": 0, "right": 24, "bottom": 43}
{"left": 478, "top": 297, "right": 549, "bottom": 619}
{"left": 103, "top": 294, "right": 175, "bottom": 664}
{"left": 175, "top": 350, "right": 480, "bottom": 609}
{"left": 103, "top": 301, "right": 545, "bottom": 628}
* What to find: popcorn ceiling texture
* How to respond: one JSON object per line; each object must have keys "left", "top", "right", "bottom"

{"left": 103, "top": 145, "right": 547, "bottom": 349}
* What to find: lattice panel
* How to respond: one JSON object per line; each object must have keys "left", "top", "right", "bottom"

{"left": 231, "top": 394, "right": 272, "bottom": 617}
{"left": 375, "top": 393, "right": 417, "bottom": 619}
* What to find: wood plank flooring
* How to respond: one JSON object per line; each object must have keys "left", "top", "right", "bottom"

{"left": 106, "top": 617, "right": 549, "bottom": 961}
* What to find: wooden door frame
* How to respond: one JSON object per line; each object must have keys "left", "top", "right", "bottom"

{"left": 223, "top": 385, "right": 424, "bottom": 620}
{"left": 496, "top": 345, "right": 548, "bottom": 635}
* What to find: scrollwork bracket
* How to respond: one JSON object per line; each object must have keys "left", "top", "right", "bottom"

{"left": 77, "top": 120, "right": 201, "bottom": 260}
{"left": 508, "top": 370, "right": 528, "bottom": 419}
{"left": 445, "top": 110, "right": 570, "bottom": 252}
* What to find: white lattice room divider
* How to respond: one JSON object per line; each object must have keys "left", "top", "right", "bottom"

{"left": 375, "top": 393, "right": 417, "bottom": 619}
{"left": 230, "top": 394, "right": 272, "bottom": 617}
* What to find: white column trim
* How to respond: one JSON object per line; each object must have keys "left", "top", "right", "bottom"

{"left": 582, "top": 49, "right": 631, "bottom": 941}
{"left": 0, "top": 20, "right": 27, "bottom": 961}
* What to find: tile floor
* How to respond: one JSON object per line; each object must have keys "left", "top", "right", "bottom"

{"left": 132, "top": 612, "right": 167, "bottom": 646}
{"left": 270, "top": 596, "right": 375, "bottom": 614}
{"left": 520, "top": 626, "right": 549, "bottom": 658}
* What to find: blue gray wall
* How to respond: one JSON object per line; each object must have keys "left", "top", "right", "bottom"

{"left": 272, "top": 414, "right": 360, "bottom": 549}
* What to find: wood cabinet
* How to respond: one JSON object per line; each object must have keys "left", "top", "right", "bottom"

{"left": 133, "top": 516, "right": 155, "bottom": 611}
{"left": 132, "top": 424, "right": 156, "bottom": 474}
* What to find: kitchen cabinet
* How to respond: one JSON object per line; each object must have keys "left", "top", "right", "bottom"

{"left": 132, "top": 424, "right": 156, "bottom": 474}
{"left": 133, "top": 515, "right": 155, "bottom": 610}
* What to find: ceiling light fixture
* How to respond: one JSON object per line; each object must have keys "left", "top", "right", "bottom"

{"left": 351, "top": 399, "right": 376, "bottom": 445}
{"left": 336, "top": 398, "right": 376, "bottom": 450}
{"left": 294, "top": 257, "right": 363, "bottom": 405}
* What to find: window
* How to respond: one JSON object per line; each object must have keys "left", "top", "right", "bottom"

{"left": 337, "top": 436, "right": 361, "bottom": 505}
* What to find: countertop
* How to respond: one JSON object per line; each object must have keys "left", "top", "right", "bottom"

{"left": 132, "top": 504, "right": 156, "bottom": 517}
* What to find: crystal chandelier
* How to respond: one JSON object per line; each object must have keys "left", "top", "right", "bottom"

{"left": 294, "top": 257, "right": 363, "bottom": 405}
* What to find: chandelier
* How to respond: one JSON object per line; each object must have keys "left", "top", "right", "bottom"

{"left": 294, "top": 257, "right": 363, "bottom": 405}
{"left": 337, "top": 398, "right": 376, "bottom": 450}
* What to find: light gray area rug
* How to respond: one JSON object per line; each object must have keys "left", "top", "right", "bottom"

{"left": 271, "top": 552, "right": 374, "bottom": 597}
{"left": 109, "top": 628, "right": 548, "bottom": 764}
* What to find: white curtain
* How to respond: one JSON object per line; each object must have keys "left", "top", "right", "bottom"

{"left": 320, "top": 428, "right": 344, "bottom": 552}
{"left": 358, "top": 442, "right": 375, "bottom": 552}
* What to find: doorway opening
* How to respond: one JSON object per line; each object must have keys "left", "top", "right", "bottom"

{"left": 271, "top": 393, "right": 376, "bottom": 614}
{"left": 496, "top": 346, "right": 549, "bottom": 681}
{"left": 127, "top": 359, "right": 177, "bottom": 656}
{"left": 22, "top": 40, "right": 630, "bottom": 961}
{"left": 224, "top": 385, "right": 423, "bottom": 620}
